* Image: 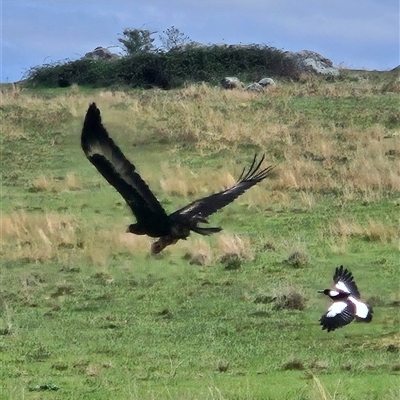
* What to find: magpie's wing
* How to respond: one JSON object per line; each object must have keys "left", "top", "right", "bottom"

{"left": 320, "top": 300, "right": 355, "bottom": 332}
{"left": 81, "top": 103, "right": 170, "bottom": 229}
{"left": 171, "top": 155, "right": 274, "bottom": 221}
{"left": 350, "top": 297, "right": 373, "bottom": 322}
{"left": 333, "top": 265, "right": 360, "bottom": 298}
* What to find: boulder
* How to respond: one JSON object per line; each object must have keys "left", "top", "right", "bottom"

{"left": 258, "top": 78, "right": 276, "bottom": 87}
{"left": 212, "top": 43, "right": 229, "bottom": 49}
{"left": 220, "top": 77, "right": 244, "bottom": 90}
{"left": 286, "top": 50, "right": 339, "bottom": 76}
{"left": 83, "top": 47, "right": 120, "bottom": 61}
{"left": 174, "top": 41, "right": 206, "bottom": 51}
{"left": 245, "top": 82, "right": 264, "bottom": 93}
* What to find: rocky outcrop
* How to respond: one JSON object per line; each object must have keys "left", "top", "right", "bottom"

{"left": 174, "top": 41, "right": 206, "bottom": 51}
{"left": 286, "top": 50, "right": 339, "bottom": 76}
{"left": 83, "top": 47, "right": 120, "bottom": 61}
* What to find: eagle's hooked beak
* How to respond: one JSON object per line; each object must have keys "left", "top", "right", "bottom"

{"left": 151, "top": 240, "right": 165, "bottom": 254}
{"left": 151, "top": 237, "right": 179, "bottom": 255}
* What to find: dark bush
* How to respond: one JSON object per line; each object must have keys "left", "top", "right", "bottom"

{"left": 25, "top": 45, "right": 297, "bottom": 88}
{"left": 117, "top": 53, "right": 170, "bottom": 88}
{"left": 25, "top": 58, "right": 118, "bottom": 87}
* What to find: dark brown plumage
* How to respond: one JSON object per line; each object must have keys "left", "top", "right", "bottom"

{"left": 81, "top": 103, "right": 274, "bottom": 253}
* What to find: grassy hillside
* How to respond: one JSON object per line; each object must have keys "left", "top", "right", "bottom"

{"left": 1, "top": 75, "right": 399, "bottom": 399}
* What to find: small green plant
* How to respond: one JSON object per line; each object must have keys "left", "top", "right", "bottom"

{"left": 287, "top": 249, "right": 310, "bottom": 268}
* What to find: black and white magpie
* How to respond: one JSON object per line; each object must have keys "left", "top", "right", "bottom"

{"left": 318, "top": 265, "right": 373, "bottom": 332}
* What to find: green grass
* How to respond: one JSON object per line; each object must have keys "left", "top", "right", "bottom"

{"left": 1, "top": 253, "right": 399, "bottom": 399}
{"left": 286, "top": 96, "right": 399, "bottom": 129}
{"left": 1, "top": 80, "right": 399, "bottom": 399}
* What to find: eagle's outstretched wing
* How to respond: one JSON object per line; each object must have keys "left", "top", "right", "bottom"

{"left": 171, "top": 154, "right": 273, "bottom": 221}
{"left": 81, "top": 103, "right": 170, "bottom": 231}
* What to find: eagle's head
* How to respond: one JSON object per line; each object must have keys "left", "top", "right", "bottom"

{"left": 151, "top": 236, "right": 178, "bottom": 254}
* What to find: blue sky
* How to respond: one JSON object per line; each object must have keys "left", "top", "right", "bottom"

{"left": 2, "top": 0, "right": 399, "bottom": 82}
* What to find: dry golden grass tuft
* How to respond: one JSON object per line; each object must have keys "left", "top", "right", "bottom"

{"left": 0, "top": 303, "right": 14, "bottom": 336}
{"left": 118, "top": 232, "right": 152, "bottom": 253}
{"left": 0, "top": 212, "right": 78, "bottom": 262}
{"left": 29, "top": 172, "right": 82, "bottom": 193}
{"left": 271, "top": 282, "right": 307, "bottom": 310}
{"left": 364, "top": 219, "right": 400, "bottom": 244}
{"left": 299, "top": 191, "right": 316, "bottom": 209}
{"left": 82, "top": 229, "right": 152, "bottom": 265}
{"left": 65, "top": 173, "right": 81, "bottom": 191}
{"left": 2, "top": 91, "right": 80, "bottom": 133}
{"left": 287, "top": 249, "right": 310, "bottom": 269}
{"left": 159, "top": 160, "right": 271, "bottom": 203}
{"left": 182, "top": 233, "right": 256, "bottom": 267}
{"left": 327, "top": 218, "right": 360, "bottom": 254}
{"left": 0, "top": 211, "right": 152, "bottom": 264}
{"left": 329, "top": 217, "right": 364, "bottom": 239}
{"left": 281, "top": 239, "right": 310, "bottom": 268}
{"left": 268, "top": 190, "right": 292, "bottom": 210}
{"left": 370, "top": 332, "right": 400, "bottom": 353}
{"left": 338, "top": 149, "right": 400, "bottom": 196}
{"left": 214, "top": 170, "right": 237, "bottom": 190}
{"left": 175, "top": 82, "right": 215, "bottom": 101}
{"left": 329, "top": 217, "right": 399, "bottom": 247}
{"left": 184, "top": 238, "right": 213, "bottom": 266}
{"left": 1, "top": 119, "right": 27, "bottom": 140}
{"left": 217, "top": 233, "right": 254, "bottom": 262}
{"left": 29, "top": 175, "right": 55, "bottom": 192}
{"left": 310, "top": 375, "right": 339, "bottom": 400}
{"left": 273, "top": 160, "right": 336, "bottom": 192}
{"left": 160, "top": 164, "right": 199, "bottom": 197}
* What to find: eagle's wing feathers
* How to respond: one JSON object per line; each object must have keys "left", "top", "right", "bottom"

{"left": 172, "top": 155, "right": 274, "bottom": 221}
{"left": 81, "top": 103, "right": 169, "bottom": 227}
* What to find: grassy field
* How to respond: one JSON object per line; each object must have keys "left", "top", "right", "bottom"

{"left": 1, "top": 73, "right": 400, "bottom": 399}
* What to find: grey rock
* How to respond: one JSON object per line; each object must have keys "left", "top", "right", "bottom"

{"left": 245, "top": 82, "right": 264, "bottom": 92}
{"left": 84, "top": 47, "right": 120, "bottom": 61}
{"left": 258, "top": 78, "right": 276, "bottom": 87}
{"left": 221, "top": 77, "right": 244, "bottom": 90}
{"left": 286, "top": 50, "right": 339, "bottom": 76}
